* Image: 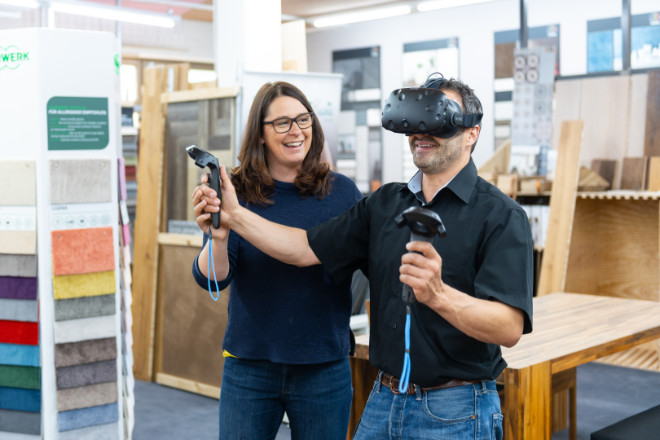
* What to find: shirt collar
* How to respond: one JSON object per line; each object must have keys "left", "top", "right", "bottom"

{"left": 404, "top": 158, "right": 478, "bottom": 205}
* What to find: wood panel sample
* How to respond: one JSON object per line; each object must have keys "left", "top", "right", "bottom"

{"left": 50, "top": 159, "right": 112, "bottom": 204}
{"left": 644, "top": 70, "right": 660, "bottom": 157}
{"left": 590, "top": 159, "right": 617, "bottom": 189}
{"left": 51, "top": 227, "right": 115, "bottom": 276}
{"left": 647, "top": 157, "right": 660, "bottom": 191}
{"left": 552, "top": 79, "right": 582, "bottom": 151}
{"left": 628, "top": 73, "right": 649, "bottom": 158}
{"left": 537, "top": 120, "right": 583, "bottom": 296}
{"left": 0, "top": 161, "right": 36, "bottom": 206}
{"left": 620, "top": 157, "right": 648, "bottom": 190}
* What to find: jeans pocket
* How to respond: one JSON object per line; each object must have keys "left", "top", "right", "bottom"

{"left": 423, "top": 388, "right": 477, "bottom": 422}
{"left": 491, "top": 413, "right": 503, "bottom": 440}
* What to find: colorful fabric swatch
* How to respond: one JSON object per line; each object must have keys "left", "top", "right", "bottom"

{"left": 0, "top": 321, "right": 38, "bottom": 345}
{"left": 56, "top": 360, "right": 116, "bottom": 389}
{"left": 55, "top": 338, "right": 117, "bottom": 368}
{"left": 57, "top": 382, "right": 118, "bottom": 412}
{"left": 0, "top": 255, "right": 37, "bottom": 277}
{"left": 0, "top": 387, "right": 40, "bottom": 412}
{"left": 52, "top": 271, "right": 116, "bottom": 300}
{"left": 51, "top": 227, "right": 115, "bottom": 276}
{"left": 57, "top": 402, "right": 118, "bottom": 432}
{"left": 0, "top": 161, "right": 36, "bottom": 206}
{"left": 0, "top": 277, "right": 37, "bottom": 300}
{"left": 49, "top": 159, "right": 112, "bottom": 205}
{"left": 0, "top": 231, "right": 36, "bottom": 255}
{"left": 53, "top": 315, "right": 116, "bottom": 344}
{"left": 58, "top": 422, "right": 118, "bottom": 440}
{"left": 55, "top": 294, "right": 115, "bottom": 321}
{"left": 0, "top": 365, "right": 40, "bottom": 389}
{"left": 0, "top": 408, "right": 41, "bottom": 435}
{"left": 0, "top": 299, "right": 38, "bottom": 322}
{"left": 0, "top": 343, "right": 39, "bottom": 367}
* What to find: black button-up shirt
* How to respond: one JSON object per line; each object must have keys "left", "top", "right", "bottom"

{"left": 307, "top": 159, "right": 533, "bottom": 386}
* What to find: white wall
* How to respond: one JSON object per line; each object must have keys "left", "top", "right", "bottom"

{"left": 305, "top": 0, "right": 659, "bottom": 182}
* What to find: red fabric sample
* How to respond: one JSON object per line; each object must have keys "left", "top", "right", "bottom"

{"left": 0, "top": 320, "right": 39, "bottom": 345}
{"left": 51, "top": 227, "right": 115, "bottom": 276}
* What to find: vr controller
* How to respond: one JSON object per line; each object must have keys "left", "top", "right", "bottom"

{"left": 381, "top": 77, "right": 482, "bottom": 139}
{"left": 186, "top": 145, "right": 221, "bottom": 229}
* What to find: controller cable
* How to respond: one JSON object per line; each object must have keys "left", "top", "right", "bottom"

{"left": 205, "top": 228, "right": 221, "bottom": 301}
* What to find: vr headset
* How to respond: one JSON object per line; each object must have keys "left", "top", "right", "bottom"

{"left": 381, "top": 74, "right": 482, "bottom": 138}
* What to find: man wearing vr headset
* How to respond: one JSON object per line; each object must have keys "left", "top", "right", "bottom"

{"left": 194, "top": 73, "right": 533, "bottom": 440}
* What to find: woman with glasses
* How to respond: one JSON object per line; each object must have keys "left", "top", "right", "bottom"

{"left": 191, "top": 81, "right": 362, "bottom": 440}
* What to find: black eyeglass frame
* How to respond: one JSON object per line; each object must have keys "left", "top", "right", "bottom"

{"left": 262, "top": 112, "right": 315, "bottom": 133}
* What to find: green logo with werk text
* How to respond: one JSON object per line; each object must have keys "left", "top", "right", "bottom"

{"left": 0, "top": 45, "right": 30, "bottom": 71}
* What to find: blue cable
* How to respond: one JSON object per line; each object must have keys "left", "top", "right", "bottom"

{"left": 398, "top": 305, "right": 412, "bottom": 393}
{"left": 206, "top": 231, "right": 220, "bottom": 301}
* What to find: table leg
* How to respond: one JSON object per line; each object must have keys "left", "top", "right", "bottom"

{"left": 502, "top": 361, "right": 552, "bottom": 440}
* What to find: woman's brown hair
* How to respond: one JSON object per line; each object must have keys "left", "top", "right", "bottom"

{"left": 231, "top": 81, "right": 332, "bottom": 205}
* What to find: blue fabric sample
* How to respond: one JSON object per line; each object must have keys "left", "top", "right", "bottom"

{"left": 58, "top": 421, "right": 118, "bottom": 440}
{"left": 0, "top": 408, "right": 41, "bottom": 434}
{"left": 57, "top": 402, "right": 118, "bottom": 431}
{"left": 0, "top": 343, "right": 40, "bottom": 367}
{"left": 0, "top": 387, "right": 40, "bottom": 412}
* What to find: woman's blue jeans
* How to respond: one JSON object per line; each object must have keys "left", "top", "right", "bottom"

{"left": 353, "top": 372, "right": 503, "bottom": 440}
{"left": 218, "top": 356, "right": 352, "bottom": 440}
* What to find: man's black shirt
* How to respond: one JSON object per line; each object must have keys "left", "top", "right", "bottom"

{"left": 307, "top": 159, "right": 533, "bottom": 387}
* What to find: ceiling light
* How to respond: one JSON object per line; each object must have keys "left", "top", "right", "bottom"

{"left": 49, "top": 1, "right": 178, "bottom": 28}
{"left": 0, "top": 0, "right": 39, "bottom": 8}
{"left": 417, "top": 0, "right": 494, "bottom": 12}
{"left": 312, "top": 5, "right": 412, "bottom": 28}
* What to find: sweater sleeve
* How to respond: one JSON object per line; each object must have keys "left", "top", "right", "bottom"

{"left": 191, "top": 232, "right": 233, "bottom": 292}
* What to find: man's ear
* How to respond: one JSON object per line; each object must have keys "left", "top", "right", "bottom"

{"left": 467, "top": 125, "right": 480, "bottom": 144}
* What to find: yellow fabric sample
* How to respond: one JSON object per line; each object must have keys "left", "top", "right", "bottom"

{"left": 53, "top": 271, "right": 116, "bottom": 300}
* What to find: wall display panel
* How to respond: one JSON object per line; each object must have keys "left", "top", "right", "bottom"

{"left": 493, "top": 26, "right": 560, "bottom": 150}
{"left": 333, "top": 46, "right": 382, "bottom": 193}
{"left": 587, "top": 12, "right": 660, "bottom": 73}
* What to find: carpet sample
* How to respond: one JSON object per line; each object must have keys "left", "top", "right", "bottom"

{"left": 0, "top": 277, "right": 37, "bottom": 300}
{"left": 0, "top": 365, "right": 40, "bottom": 389}
{"left": 0, "top": 255, "right": 37, "bottom": 277}
{"left": 0, "top": 321, "right": 38, "bottom": 345}
{"left": 55, "top": 294, "right": 115, "bottom": 321}
{"left": 57, "top": 402, "right": 118, "bottom": 432}
{"left": 51, "top": 227, "right": 115, "bottom": 276}
{"left": 52, "top": 271, "right": 116, "bottom": 300}
{"left": 0, "top": 386, "right": 40, "bottom": 412}
{"left": 57, "top": 381, "right": 118, "bottom": 412}
{"left": 58, "top": 422, "right": 118, "bottom": 440}
{"left": 56, "top": 360, "right": 117, "bottom": 389}
{"left": 49, "top": 159, "right": 112, "bottom": 204}
{"left": 0, "top": 231, "right": 36, "bottom": 255}
{"left": 54, "top": 337, "right": 117, "bottom": 368}
{"left": 53, "top": 315, "right": 116, "bottom": 344}
{"left": 0, "top": 161, "right": 36, "bottom": 206}
{"left": 0, "top": 343, "right": 39, "bottom": 367}
{"left": 0, "top": 408, "right": 41, "bottom": 435}
{"left": 0, "top": 299, "right": 38, "bottom": 322}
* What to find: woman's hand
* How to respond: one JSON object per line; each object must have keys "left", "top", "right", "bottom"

{"left": 192, "top": 170, "right": 229, "bottom": 241}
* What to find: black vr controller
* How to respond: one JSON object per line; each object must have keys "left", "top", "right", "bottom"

{"left": 395, "top": 207, "right": 447, "bottom": 304}
{"left": 186, "top": 145, "right": 221, "bottom": 229}
{"left": 381, "top": 73, "right": 482, "bottom": 138}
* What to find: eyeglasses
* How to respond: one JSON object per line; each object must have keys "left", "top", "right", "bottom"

{"left": 263, "top": 112, "right": 314, "bottom": 133}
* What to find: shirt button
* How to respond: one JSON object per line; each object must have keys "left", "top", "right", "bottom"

{"left": 392, "top": 323, "right": 397, "bottom": 329}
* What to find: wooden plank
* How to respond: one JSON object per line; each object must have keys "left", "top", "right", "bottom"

{"left": 502, "top": 361, "right": 552, "bottom": 440}
{"left": 131, "top": 66, "right": 168, "bottom": 381}
{"left": 537, "top": 121, "right": 583, "bottom": 296}
{"left": 620, "top": 157, "right": 648, "bottom": 190}
{"left": 478, "top": 139, "right": 510, "bottom": 176}
{"left": 646, "top": 157, "right": 660, "bottom": 191}
{"left": 155, "top": 244, "right": 229, "bottom": 394}
{"left": 552, "top": 79, "right": 582, "bottom": 152}
{"left": 156, "top": 372, "right": 220, "bottom": 399}
{"left": 579, "top": 76, "right": 629, "bottom": 189}
{"left": 644, "top": 70, "right": 660, "bottom": 157}
{"left": 590, "top": 159, "right": 617, "bottom": 189}
{"left": 628, "top": 73, "right": 648, "bottom": 157}
{"left": 162, "top": 86, "right": 240, "bottom": 104}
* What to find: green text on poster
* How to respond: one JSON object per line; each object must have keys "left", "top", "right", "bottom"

{"left": 47, "top": 97, "right": 109, "bottom": 150}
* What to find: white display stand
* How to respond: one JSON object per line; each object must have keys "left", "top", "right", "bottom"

{"left": 0, "top": 28, "right": 133, "bottom": 440}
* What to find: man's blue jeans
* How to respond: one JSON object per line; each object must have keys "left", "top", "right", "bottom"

{"left": 353, "top": 371, "right": 503, "bottom": 440}
{"left": 218, "top": 356, "right": 352, "bottom": 440}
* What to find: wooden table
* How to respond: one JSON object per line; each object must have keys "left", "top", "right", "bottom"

{"left": 351, "top": 292, "right": 660, "bottom": 440}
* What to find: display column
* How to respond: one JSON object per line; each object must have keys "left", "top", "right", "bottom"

{"left": 0, "top": 28, "right": 132, "bottom": 439}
